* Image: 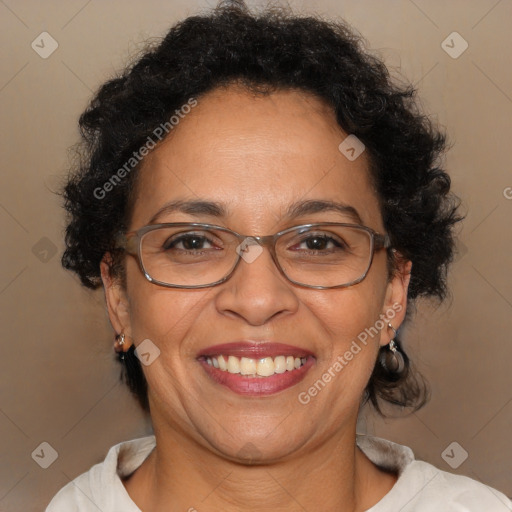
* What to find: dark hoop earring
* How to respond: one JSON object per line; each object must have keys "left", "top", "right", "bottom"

{"left": 379, "top": 323, "right": 405, "bottom": 373}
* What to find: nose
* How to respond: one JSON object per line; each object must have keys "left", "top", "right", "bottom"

{"left": 213, "top": 241, "right": 299, "bottom": 326}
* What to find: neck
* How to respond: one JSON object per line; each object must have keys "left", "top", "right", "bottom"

{"left": 123, "top": 416, "right": 395, "bottom": 512}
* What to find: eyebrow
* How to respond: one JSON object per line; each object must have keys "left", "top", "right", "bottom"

{"left": 147, "top": 198, "right": 364, "bottom": 226}
{"left": 148, "top": 199, "right": 226, "bottom": 225}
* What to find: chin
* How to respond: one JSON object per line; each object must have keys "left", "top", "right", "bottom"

{"left": 203, "top": 425, "right": 308, "bottom": 465}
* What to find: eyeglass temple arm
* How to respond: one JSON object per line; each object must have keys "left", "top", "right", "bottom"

{"left": 376, "top": 234, "right": 392, "bottom": 250}
{"left": 114, "top": 232, "right": 139, "bottom": 255}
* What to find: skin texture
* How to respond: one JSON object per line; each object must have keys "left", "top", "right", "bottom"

{"left": 100, "top": 85, "right": 412, "bottom": 512}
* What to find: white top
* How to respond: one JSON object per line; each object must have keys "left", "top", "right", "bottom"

{"left": 46, "top": 434, "right": 512, "bottom": 511}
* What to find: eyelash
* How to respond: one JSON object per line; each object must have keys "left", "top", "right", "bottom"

{"left": 164, "top": 232, "right": 346, "bottom": 253}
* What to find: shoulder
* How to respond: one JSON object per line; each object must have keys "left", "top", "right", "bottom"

{"left": 400, "top": 460, "right": 512, "bottom": 511}
{"left": 45, "top": 436, "right": 156, "bottom": 512}
{"left": 356, "top": 434, "right": 512, "bottom": 511}
{"left": 45, "top": 466, "right": 102, "bottom": 512}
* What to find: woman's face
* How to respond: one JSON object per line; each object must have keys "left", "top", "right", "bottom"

{"left": 102, "top": 86, "right": 410, "bottom": 462}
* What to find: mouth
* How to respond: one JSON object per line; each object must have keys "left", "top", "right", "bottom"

{"left": 197, "top": 342, "right": 316, "bottom": 396}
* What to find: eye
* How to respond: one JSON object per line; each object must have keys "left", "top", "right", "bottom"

{"left": 164, "top": 232, "right": 219, "bottom": 252}
{"left": 292, "top": 232, "right": 347, "bottom": 252}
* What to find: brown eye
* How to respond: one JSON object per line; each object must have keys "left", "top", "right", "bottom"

{"left": 292, "top": 232, "right": 347, "bottom": 253}
{"left": 165, "top": 234, "right": 214, "bottom": 251}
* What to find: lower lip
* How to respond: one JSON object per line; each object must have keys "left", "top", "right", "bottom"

{"left": 199, "top": 357, "right": 315, "bottom": 396}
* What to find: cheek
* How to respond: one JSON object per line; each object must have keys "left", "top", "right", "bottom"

{"left": 125, "top": 260, "right": 210, "bottom": 352}
{"left": 301, "top": 267, "right": 388, "bottom": 392}
{"left": 295, "top": 286, "right": 385, "bottom": 419}
{"left": 124, "top": 282, "right": 212, "bottom": 407}
{"left": 306, "top": 277, "right": 387, "bottom": 350}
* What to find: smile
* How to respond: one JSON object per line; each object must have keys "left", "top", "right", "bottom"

{"left": 197, "top": 342, "right": 315, "bottom": 395}
{"left": 206, "top": 354, "right": 307, "bottom": 376}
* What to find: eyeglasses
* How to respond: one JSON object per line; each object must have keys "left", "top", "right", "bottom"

{"left": 115, "top": 222, "right": 391, "bottom": 289}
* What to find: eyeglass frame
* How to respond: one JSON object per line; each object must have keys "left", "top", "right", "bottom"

{"left": 115, "top": 222, "right": 392, "bottom": 290}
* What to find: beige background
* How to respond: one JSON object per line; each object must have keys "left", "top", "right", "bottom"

{"left": 0, "top": 0, "right": 511, "bottom": 510}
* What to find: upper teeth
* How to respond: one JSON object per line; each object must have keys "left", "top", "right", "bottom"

{"left": 205, "top": 355, "right": 307, "bottom": 377}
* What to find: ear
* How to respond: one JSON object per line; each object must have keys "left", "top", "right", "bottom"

{"left": 379, "top": 254, "right": 412, "bottom": 347}
{"left": 100, "top": 253, "right": 133, "bottom": 349}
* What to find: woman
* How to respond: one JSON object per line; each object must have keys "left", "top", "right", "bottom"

{"left": 47, "top": 1, "right": 512, "bottom": 510}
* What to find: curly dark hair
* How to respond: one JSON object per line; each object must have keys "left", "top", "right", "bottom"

{"left": 60, "top": 0, "right": 463, "bottom": 416}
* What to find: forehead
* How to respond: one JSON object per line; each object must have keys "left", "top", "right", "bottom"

{"left": 129, "top": 86, "right": 383, "bottom": 232}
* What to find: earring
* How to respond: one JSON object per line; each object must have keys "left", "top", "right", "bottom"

{"left": 114, "top": 333, "right": 126, "bottom": 361}
{"left": 380, "top": 323, "right": 405, "bottom": 373}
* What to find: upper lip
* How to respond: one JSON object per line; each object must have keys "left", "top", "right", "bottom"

{"left": 197, "top": 341, "right": 315, "bottom": 359}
